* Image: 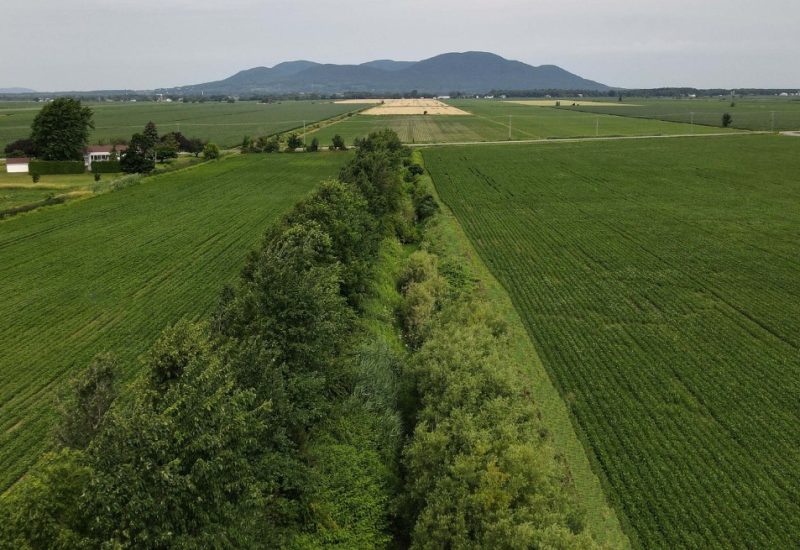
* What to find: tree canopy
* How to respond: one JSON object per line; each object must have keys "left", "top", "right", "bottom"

{"left": 30, "top": 98, "right": 94, "bottom": 161}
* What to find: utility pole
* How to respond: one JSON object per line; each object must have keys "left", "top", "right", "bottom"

{"left": 690, "top": 112, "right": 694, "bottom": 134}
{"left": 595, "top": 117, "right": 599, "bottom": 137}
{"left": 303, "top": 120, "right": 306, "bottom": 146}
{"left": 771, "top": 111, "right": 775, "bottom": 132}
{"left": 508, "top": 115, "right": 512, "bottom": 140}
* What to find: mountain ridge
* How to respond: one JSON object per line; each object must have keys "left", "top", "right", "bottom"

{"left": 167, "top": 52, "right": 610, "bottom": 95}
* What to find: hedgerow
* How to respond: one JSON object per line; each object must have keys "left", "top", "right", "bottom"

{"left": 0, "top": 130, "right": 600, "bottom": 549}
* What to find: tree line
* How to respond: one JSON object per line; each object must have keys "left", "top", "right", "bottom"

{"left": 0, "top": 131, "right": 601, "bottom": 548}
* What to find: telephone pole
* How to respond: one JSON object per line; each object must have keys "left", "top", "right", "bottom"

{"left": 595, "top": 117, "right": 599, "bottom": 137}
{"left": 508, "top": 115, "right": 512, "bottom": 140}
{"left": 770, "top": 111, "right": 775, "bottom": 132}
{"left": 690, "top": 112, "right": 694, "bottom": 134}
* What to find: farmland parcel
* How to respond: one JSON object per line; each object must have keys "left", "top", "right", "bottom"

{"left": 0, "top": 153, "right": 349, "bottom": 490}
{"left": 424, "top": 135, "right": 800, "bottom": 548}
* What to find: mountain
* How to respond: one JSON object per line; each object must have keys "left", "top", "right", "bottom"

{"left": 0, "top": 87, "right": 36, "bottom": 94}
{"left": 360, "top": 60, "right": 416, "bottom": 72}
{"left": 168, "top": 52, "right": 609, "bottom": 95}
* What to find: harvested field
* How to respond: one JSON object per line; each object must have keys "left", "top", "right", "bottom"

{"left": 362, "top": 99, "right": 470, "bottom": 116}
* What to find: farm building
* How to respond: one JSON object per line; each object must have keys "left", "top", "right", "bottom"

{"left": 5, "top": 158, "right": 30, "bottom": 173}
{"left": 84, "top": 145, "right": 127, "bottom": 170}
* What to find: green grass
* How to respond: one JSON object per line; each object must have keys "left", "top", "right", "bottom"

{"left": 557, "top": 97, "right": 800, "bottom": 131}
{"left": 0, "top": 100, "right": 368, "bottom": 152}
{"left": 424, "top": 135, "right": 800, "bottom": 549}
{"left": 0, "top": 152, "right": 348, "bottom": 491}
{"left": 0, "top": 170, "right": 98, "bottom": 211}
{"left": 310, "top": 100, "right": 732, "bottom": 145}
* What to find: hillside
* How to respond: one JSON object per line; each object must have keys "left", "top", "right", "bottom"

{"left": 170, "top": 51, "right": 610, "bottom": 95}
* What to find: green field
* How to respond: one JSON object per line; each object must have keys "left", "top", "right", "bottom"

{"left": 424, "top": 135, "right": 800, "bottom": 548}
{"left": 0, "top": 152, "right": 348, "bottom": 491}
{"left": 557, "top": 97, "right": 800, "bottom": 131}
{"left": 0, "top": 172, "right": 94, "bottom": 211}
{"left": 0, "top": 100, "right": 367, "bottom": 152}
{"left": 310, "top": 100, "right": 733, "bottom": 145}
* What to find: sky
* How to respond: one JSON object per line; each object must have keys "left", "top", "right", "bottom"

{"left": 2, "top": 0, "right": 799, "bottom": 91}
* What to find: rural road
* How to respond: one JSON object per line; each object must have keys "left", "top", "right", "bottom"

{"left": 408, "top": 131, "right": 769, "bottom": 148}
{"left": 781, "top": 131, "right": 800, "bottom": 137}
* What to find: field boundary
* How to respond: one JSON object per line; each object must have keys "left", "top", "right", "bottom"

{"left": 410, "top": 130, "right": 763, "bottom": 148}
{"left": 418, "top": 150, "right": 631, "bottom": 549}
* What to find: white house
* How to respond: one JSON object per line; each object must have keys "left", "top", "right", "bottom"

{"left": 84, "top": 145, "right": 127, "bottom": 170}
{"left": 5, "top": 157, "right": 30, "bottom": 173}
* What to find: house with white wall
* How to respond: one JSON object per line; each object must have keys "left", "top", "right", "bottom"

{"left": 84, "top": 145, "right": 127, "bottom": 170}
{"left": 5, "top": 158, "right": 30, "bottom": 173}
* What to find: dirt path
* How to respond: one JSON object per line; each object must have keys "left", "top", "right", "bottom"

{"left": 781, "top": 131, "right": 800, "bottom": 137}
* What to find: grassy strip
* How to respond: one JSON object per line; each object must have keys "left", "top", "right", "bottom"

{"left": 416, "top": 149, "right": 630, "bottom": 548}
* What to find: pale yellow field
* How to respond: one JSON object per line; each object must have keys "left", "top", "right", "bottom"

{"left": 360, "top": 99, "right": 470, "bottom": 116}
{"left": 334, "top": 99, "right": 386, "bottom": 105}
{"left": 509, "top": 100, "right": 641, "bottom": 107}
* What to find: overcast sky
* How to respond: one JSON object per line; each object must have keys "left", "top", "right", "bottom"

{"left": 3, "top": 0, "right": 798, "bottom": 91}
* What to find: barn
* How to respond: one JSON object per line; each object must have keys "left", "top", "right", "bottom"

{"left": 5, "top": 158, "right": 30, "bottom": 173}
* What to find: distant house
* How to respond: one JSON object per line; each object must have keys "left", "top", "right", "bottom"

{"left": 84, "top": 145, "right": 127, "bottom": 170}
{"left": 5, "top": 157, "right": 30, "bottom": 174}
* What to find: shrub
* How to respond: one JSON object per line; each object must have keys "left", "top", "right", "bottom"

{"left": 286, "top": 134, "right": 303, "bottom": 151}
{"left": 29, "top": 160, "right": 85, "bottom": 175}
{"left": 722, "top": 113, "right": 733, "bottom": 127}
{"left": 331, "top": 134, "right": 346, "bottom": 151}
{"left": 203, "top": 142, "right": 220, "bottom": 160}
{"left": 306, "top": 137, "right": 320, "bottom": 153}
{"left": 31, "top": 173, "right": 40, "bottom": 183}
{"left": 91, "top": 160, "right": 121, "bottom": 173}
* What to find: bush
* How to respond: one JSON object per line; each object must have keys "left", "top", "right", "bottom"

{"left": 91, "top": 160, "right": 121, "bottom": 173}
{"left": 306, "top": 137, "right": 320, "bottom": 153}
{"left": 203, "top": 142, "right": 220, "bottom": 160}
{"left": 31, "top": 173, "right": 41, "bottom": 183}
{"left": 286, "top": 134, "right": 303, "bottom": 151}
{"left": 29, "top": 160, "right": 85, "bottom": 175}
{"left": 331, "top": 134, "right": 346, "bottom": 151}
{"left": 722, "top": 113, "right": 733, "bottom": 127}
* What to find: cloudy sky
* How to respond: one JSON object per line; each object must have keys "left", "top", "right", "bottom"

{"left": 3, "top": 0, "right": 798, "bottom": 91}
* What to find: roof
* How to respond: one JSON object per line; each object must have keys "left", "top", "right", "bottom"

{"left": 6, "top": 157, "right": 30, "bottom": 164}
{"left": 85, "top": 145, "right": 128, "bottom": 154}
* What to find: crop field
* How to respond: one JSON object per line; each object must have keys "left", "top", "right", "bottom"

{"left": 0, "top": 152, "right": 348, "bottom": 491}
{"left": 0, "top": 171, "right": 95, "bottom": 211}
{"left": 310, "top": 100, "right": 732, "bottom": 145}
{"left": 424, "top": 135, "right": 800, "bottom": 548}
{"left": 0, "top": 100, "right": 368, "bottom": 152}
{"left": 559, "top": 97, "right": 800, "bottom": 131}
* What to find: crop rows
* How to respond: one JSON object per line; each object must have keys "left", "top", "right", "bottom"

{"left": 0, "top": 100, "right": 366, "bottom": 151}
{"left": 424, "top": 135, "right": 800, "bottom": 549}
{"left": 0, "top": 153, "right": 347, "bottom": 490}
{"left": 560, "top": 98, "right": 800, "bottom": 131}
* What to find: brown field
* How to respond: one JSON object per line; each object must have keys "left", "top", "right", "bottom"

{"left": 360, "top": 99, "right": 470, "bottom": 116}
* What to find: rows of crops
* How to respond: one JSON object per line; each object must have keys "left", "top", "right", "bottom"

{"left": 0, "top": 152, "right": 348, "bottom": 490}
{"left": 424, "top": 135, "right": 800, "bottom": 548}
{"left": 0, "top": 100, "right": 367, "bottom": 151}
{"left": 311, "top": 101, "right": 729, "bottom": 146}
{"left": 558, "top": 97, "right": 800, "bottom": 131}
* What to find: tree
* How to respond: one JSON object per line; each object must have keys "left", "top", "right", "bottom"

{"left": 331, "top": 134, "right": 346, "bottom": 151}
{"left": 286, "top": 133, "right": 303, "bottom": 151}
{"left": 203, "top": 142, "right": 220, "bottom": 160}
{"left": 306, "top": 137, "right": 319, "bottom": 153}
{"left": 120, "top": 133, "right": 156, "bottom": 173}
{"left": 30, "top": 98, "right": 94, "bottom": 161}
{"left": 54, "top": 353, "right": 118, "bottom": 449}
{"left": 155, "top": 133, "right": 179, "bottom": 162}
{"left": 142, "top": 121, "right": 159, "bottom": 152}
{"left": 4, "top": 137, "right": 37, "bottom": 157}
{"left": 187, "top": 138, "right": 206, "bottom": 157}
{"left": 722, "top": 113, "right": 733, "bottom": 127}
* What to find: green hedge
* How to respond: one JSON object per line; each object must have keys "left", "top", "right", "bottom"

{"left": 91, "top": 161, "right": 121, "bottom": 174}
{"left": 29, "top": 161, "right": 85, "bottom": 175}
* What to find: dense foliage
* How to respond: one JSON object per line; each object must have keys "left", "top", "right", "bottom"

{"left": 30, "top": 98, "right": 94, "bottom": 161}
{"left": 0, "top": 131, "right": 597, "bottom": 549}
{"left": 28, "top": 160, "right": 85, "bottom": 175}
